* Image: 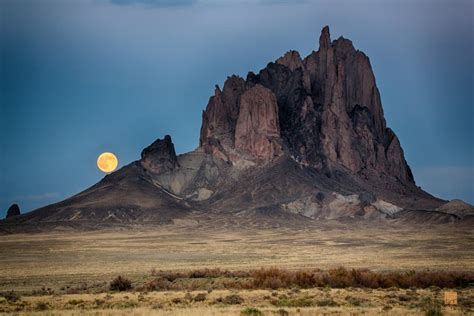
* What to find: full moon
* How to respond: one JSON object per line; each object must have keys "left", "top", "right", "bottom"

{"left": 97, "top": 152, "right": 118, "bottom": 173}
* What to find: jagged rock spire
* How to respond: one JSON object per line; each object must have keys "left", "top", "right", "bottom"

{"left": 319, "top": 25, "right": 331, "bottom": 50}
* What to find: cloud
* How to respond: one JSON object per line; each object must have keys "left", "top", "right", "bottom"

{"left": 109, "top": 0, "right": 197, "bottom": 7}
{"left": 108, "top": 0, "right": 304, "bottom": 7}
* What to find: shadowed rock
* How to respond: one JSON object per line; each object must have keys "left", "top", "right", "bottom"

{"left": 6, "top": 204, "right": 20, "bottom": 219}
{"left": 141, "top": 135, "right": 179, "bottom": 173}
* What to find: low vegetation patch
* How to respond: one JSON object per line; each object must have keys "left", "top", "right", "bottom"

{"left": 1, "top": 291, "right": 21, "bottom": 303}
{"left": 420, "top": 297, "right": 444, "bottom": 316}
{"left": 275, "top": 309, "right": 290, "bottom": 316}
{"left": 67, "top": 299, "right": 84, "bottom": 305}
{"left": 241, "top": 307, "right": 262, "bottom": 315}
{"left": 219, "top": 294, "right": 244, "bottom": 305}
{"left": 345, "top": 296, "right": 369, "bottom": 306}
{"left": 35, "top": 302, "right": 49, "bottom": 311}
{"left": 253, "top": 267, "right": 473, "bottom": 289}
{"left": 193, "top": 292, "right": 207, "bottom": 302}
{"left": 109, "top": 276, "right": 132, "bottom": 292}
{"left": 273, "top": 296, "right": 314, "bottom": 307}
{"left": 99, "top": 267, "right": 474, "bottom": 295}
{"left": 316, "top": 298, "right": 339, "bottom": 307}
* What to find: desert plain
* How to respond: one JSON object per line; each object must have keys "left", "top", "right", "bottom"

{"left": 0, "top": 219, "right": 473, "bottom": 315}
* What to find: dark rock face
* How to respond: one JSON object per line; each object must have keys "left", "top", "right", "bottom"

{"left": 140, "top": 135, "right": 179, "bottom": 173}
{"left": 6, "top": 204, "right": 20, "bottom": 219}
{"left": 300, "top": 26, "right": 412, "bottom": 183}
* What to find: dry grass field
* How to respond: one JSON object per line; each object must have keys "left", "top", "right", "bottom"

{"left": 0, "top": 220, "right": 473, "bottom": 315}
{"left": 1, "top": 287, "right": 473, "bottom": 315}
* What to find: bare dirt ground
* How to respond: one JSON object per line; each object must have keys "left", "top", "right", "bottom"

{"left": 0, "top": 220, "right": 473, "bottom": 315}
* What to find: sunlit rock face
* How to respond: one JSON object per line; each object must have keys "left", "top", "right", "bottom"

{"left": 234, "top": 84, "right": 283, "bottom": 161}
{"left": 199, "top": 76, "right": 246, "bottom": 149}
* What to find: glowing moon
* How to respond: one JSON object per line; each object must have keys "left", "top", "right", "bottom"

{"left": 97, "top": 152, "right": 118, "bottom": 173}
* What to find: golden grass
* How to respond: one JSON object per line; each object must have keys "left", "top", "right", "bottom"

{"left": 1, "top": 288, "right": 472, "bottom": 315}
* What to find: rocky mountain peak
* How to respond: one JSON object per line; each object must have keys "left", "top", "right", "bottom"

{"left": 199, "top": 26, "right": 414, "bottom": 185}
{"left": 140, "top": 135, "right": 179, "bottom": 173}
{"left": 276, "top": 50, "right": 303, "bottom": 71}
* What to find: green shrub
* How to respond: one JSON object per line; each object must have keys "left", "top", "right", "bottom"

{"left": 275, "top": 296, "right": 314, "bottom": 307}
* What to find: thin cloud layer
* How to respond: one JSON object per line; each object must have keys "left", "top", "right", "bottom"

{"left": 110, "top": 0, "right": 196, "bottom": 7}
{"left": 109, "top": 0, "right": 303, "bottom": 7}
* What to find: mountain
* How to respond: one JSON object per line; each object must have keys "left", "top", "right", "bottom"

{"left": 2, "top": 26, "right": 472, "bottom": 231}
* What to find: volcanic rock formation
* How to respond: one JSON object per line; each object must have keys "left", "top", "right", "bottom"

{"left": 3, "top": 26, "right": 471, "bottom": 231}
{"left": 141, "top": 135, "right": 179, "bottom": 173}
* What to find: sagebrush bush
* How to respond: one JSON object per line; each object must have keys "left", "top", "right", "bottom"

{"left": 35, "top": 302, "right": 49, "bottom": 311}
{"left": 221, "top": 294, "right": 244, "bottom": 304}
{"left": 1, "top": 291, "right": 20, "bottom": 303}
{"left": 133, "top": 267, "right": 473, "bottom": 292}
{"left": 420, "top": 297, "right": 443, "bottom": 316}
{"left": 109, "top": 276, "right": 132, "bottom": 291}
{"left": 251, "top": 267, "right": 472, "bottom": 290}
{"left": 143, "top": 277, "right": 171, "bottom": 291}
{"left": 193, "top": 293, "right": 207, "bottom": 302}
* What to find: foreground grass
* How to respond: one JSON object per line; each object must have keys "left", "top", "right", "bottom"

{"left": 1, "top": 268, "right": 473, "bottom": 315}
{"left": 1, "top": 287, "right": 472, "bottom": 315}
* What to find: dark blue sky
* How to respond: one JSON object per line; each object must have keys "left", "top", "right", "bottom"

{"left": 1, "top": 0, "right": 473, "bottom": 217}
